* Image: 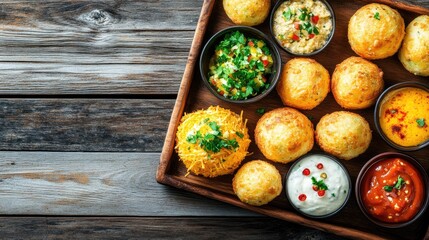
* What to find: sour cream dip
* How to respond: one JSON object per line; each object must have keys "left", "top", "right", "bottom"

{"left": 286, "top": 153, "right": 351, "bottom": 217}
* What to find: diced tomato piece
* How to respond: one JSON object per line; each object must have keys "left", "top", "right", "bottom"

{"left": 311, "top": 15, "right": 319, "bottom": 24}
{"left": 302, "top": 168, "right": 310, "bottom": 176}
{"left": 262, "top": 59, "right": 269, "bottom": 67}
{"left": 316, "top": 163, "right": 323, "bottom": 169}
{"left": 312, "top": 185, "right": 319, "bottom": 191}
{"left": 294, "top": 22, "right": 300, "bottom": 30}
{"left": 291, "top": 34, "right": 300, "bottom": 41}
{"left": 248, "top": 55, "right": 251, "bottom": 61}
{"left": 262, "top": 76, "right": 267, "bottom": 83}
{"left": 309, "top": 34, "right": 315, "bottom": 39}
{"left": 318, "top": 190, "right": 325, "bottom": 197}
{"left": 248, "top": 41, "right": 254, "bottom": 47}
{"left": 298, "top": 194, "right": 307, "bottom": 201}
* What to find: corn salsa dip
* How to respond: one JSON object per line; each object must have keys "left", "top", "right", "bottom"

{"left": 379, "top": 87, "right": 429, "bottom": 147}
{"left": 361, "top": 158, "right": 425, "bottom": 223}
{"left": 286, "top": 154, "right": 350, "bottom": 217}
{"left": 272, "top": 0, "right": 333, "bottom": 54}
{"left": 208, "top": 31, "right": 273, "bottom": 100}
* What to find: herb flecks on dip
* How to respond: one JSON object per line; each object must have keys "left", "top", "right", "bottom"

{"left": 361, "top": 158, "right": 425, "bottom": 223}
{"left": 208, "top": 31, "right": 273, "bottom": 100}
{"left": 379, "top": 87, "right": 429, "bottom": 147}
{"left": 286, "top": 154, "right": 350, "bottom": 217}
{"left": 273, "top": 0, "right": 333, "bottom": 54}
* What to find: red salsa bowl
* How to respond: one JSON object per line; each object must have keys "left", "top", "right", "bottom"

{"left": 355, "top": 152, "right": 429, "bottom": 228}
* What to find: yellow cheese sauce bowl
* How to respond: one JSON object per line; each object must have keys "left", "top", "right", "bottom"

{"left": 374, "top": 82, "right": 429, "bottom": 151}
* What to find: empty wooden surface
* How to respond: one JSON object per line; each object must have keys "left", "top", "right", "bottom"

{"left": 0, "top": 0, "right": 428, "bottom": 239}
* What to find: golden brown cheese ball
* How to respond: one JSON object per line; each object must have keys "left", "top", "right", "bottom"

{"left": 255, "top": 107, "right": 314, "bottom": 164}
{"left": 232, "top": 160, "right": 282, "bottom": 206}
{"left": 316, "top": 111, "right": 372, "bottom": 160}
{"left": 348, "top": 3, "right": 405, "bottom": 60}
{"left": 399, "top": 15, "right": 429, "bottom": 76}
{"left": 332, "top": 56, "right": 384, "bottom": 109}
{"left": 276, "top": 58, "right": 330, "bottom": 110}
{"left": 175, "top": 106, "right": 251, "bottom": 178}
{"left": 223, "top": 0, "right": 270, "bottom": 26}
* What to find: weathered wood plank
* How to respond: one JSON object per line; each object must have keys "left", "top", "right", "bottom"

{"left": 0, "top": 30, "right": 195, "bottom": 95}
{"left": 0, "top": 217, "right": 345, "bottom": 240}
{"left": 0, "top": 1, "right": 203, "bottom": 95}
{"left": 0, "top": 1, "right": 201, "bottom": 31}
{"left": 0, "top": 61, "right": 187, "bottom": 95}
{"left": 0, "top": 31, "right": 193, "bottom": 63}
{"left": 0, "top": 152, "right": 255, "bottom": 216}
{"left": 0, "top": 99, "right": 173, "bottom": 151}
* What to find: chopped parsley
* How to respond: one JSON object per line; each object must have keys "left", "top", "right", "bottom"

{"left": 235, "top": 131, "right": 244, "bottom": 138}
{"left": 298, "top": 8, "right": 310, "bottom": 21}
{"left": 256, "top": 107, "right": 266, "bottom": 115}
{"left": 394, "top": 176, "right": 405, "bottom": 190}
{"left": 208, "top": 31, "right": 273, "bottom": 100}
{"left": 417, "top": 118, "right": 425, "bottom": 127}
{"left": 186, "top": 121, "right": 239, "bottom": 153}
{"left": 283, "top": 7, "right": 294, "bottom": 20}
{"left": 383, "top": 185, "right": 393, "bottom": 192}
{"left": 374, "top": 12, "right": 380, "bottom": 20}
{"left": 311, "top": 176, "right": 329, "bottom": 190}
{"left": 384, "top": 176, "right": 406, "bottom": 192}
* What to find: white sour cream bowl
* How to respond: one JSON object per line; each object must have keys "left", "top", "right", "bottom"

{"left": 285, "top": 153, "right": 351, "bottom": 218}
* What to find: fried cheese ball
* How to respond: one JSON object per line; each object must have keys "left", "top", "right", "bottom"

{"left": 223, "top": 0, "right": 271, "bottom": 26}
{"left": 399, "top": 15, "right": 429, "bottom": 76}
{"left": 255, "top": 107, "right": 314, "bottom": 164}
{"left": 175, "top": 106, "right": 251, "bottom": 178}
{"left": 316, "top": 111, "right": 372, "bottom": 160}
{"left": 276, "top": 58, "right": 330, "bottom": 110}
{"left": 332, "top": 56, "right": 384, "bottom": 109}
{"left": 348, "top": 3, "right": 405, "bottom": 60}
{"left": 233, "top": 160, "right": 282, "bottom": 206}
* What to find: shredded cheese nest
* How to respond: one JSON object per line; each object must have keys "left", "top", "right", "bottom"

{"left": 175, "top": 106, "right": 251, "bottom": 178}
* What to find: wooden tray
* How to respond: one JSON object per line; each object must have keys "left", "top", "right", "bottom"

{"left": 157, "top": 0, "right": 429, "bottom": 239}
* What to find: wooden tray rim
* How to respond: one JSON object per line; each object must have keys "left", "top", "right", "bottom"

{"left": 156, "top": 0, "right": 429, "bottom": 239}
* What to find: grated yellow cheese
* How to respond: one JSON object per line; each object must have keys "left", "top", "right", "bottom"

{"left": 175, "top": 106, "right": 251, "bottom": 178}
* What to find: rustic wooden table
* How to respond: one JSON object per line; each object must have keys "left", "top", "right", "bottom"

{"left": 0, "top": 0, "right": 428, "bottom": 239}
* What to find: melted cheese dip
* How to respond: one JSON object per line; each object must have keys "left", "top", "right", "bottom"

{"left": 286, "top": 154, "right": 350, "bottom": 216}
{"left": 272, "top": 0, "right": 333, "bottom": 54}
{"left": 379, "top": 87, "right": 429, "bottom": 147}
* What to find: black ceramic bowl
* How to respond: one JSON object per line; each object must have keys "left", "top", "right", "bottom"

{"left": 269, "top": 0, "right": 335, "bottom": 56}
{"left": 199, "top": 26, "right": 282, "bottom": 103}
{"left": 284, "top": 153, "right": 351, "bottom": 219}
{"left": 355, "top": 152, "right": 429, "bottom": 228}
{"left": 374, "top": 82, "right": 429, "bottom": 151}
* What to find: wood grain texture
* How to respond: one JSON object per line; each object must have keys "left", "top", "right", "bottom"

{"left": 0, "top": 0, "right": 202, "bottom": 95}
{"left": 0, "top": 98, "right": 173, "bottom": 151}
{"left": 0, "top": 217, "right": 345, "bottom": 240}
{"left": 0, "top": 152, "right": 256, "bottom": 216}
{"left": 158, "top": 0, "right": 429, "bottom": 240}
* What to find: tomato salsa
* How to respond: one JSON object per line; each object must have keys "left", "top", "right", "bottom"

{"left": 361, "top": 157, "right": 425, "bottom": 223}
{"left": 208, "top": 31, "right": 273, "bottom": 100}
